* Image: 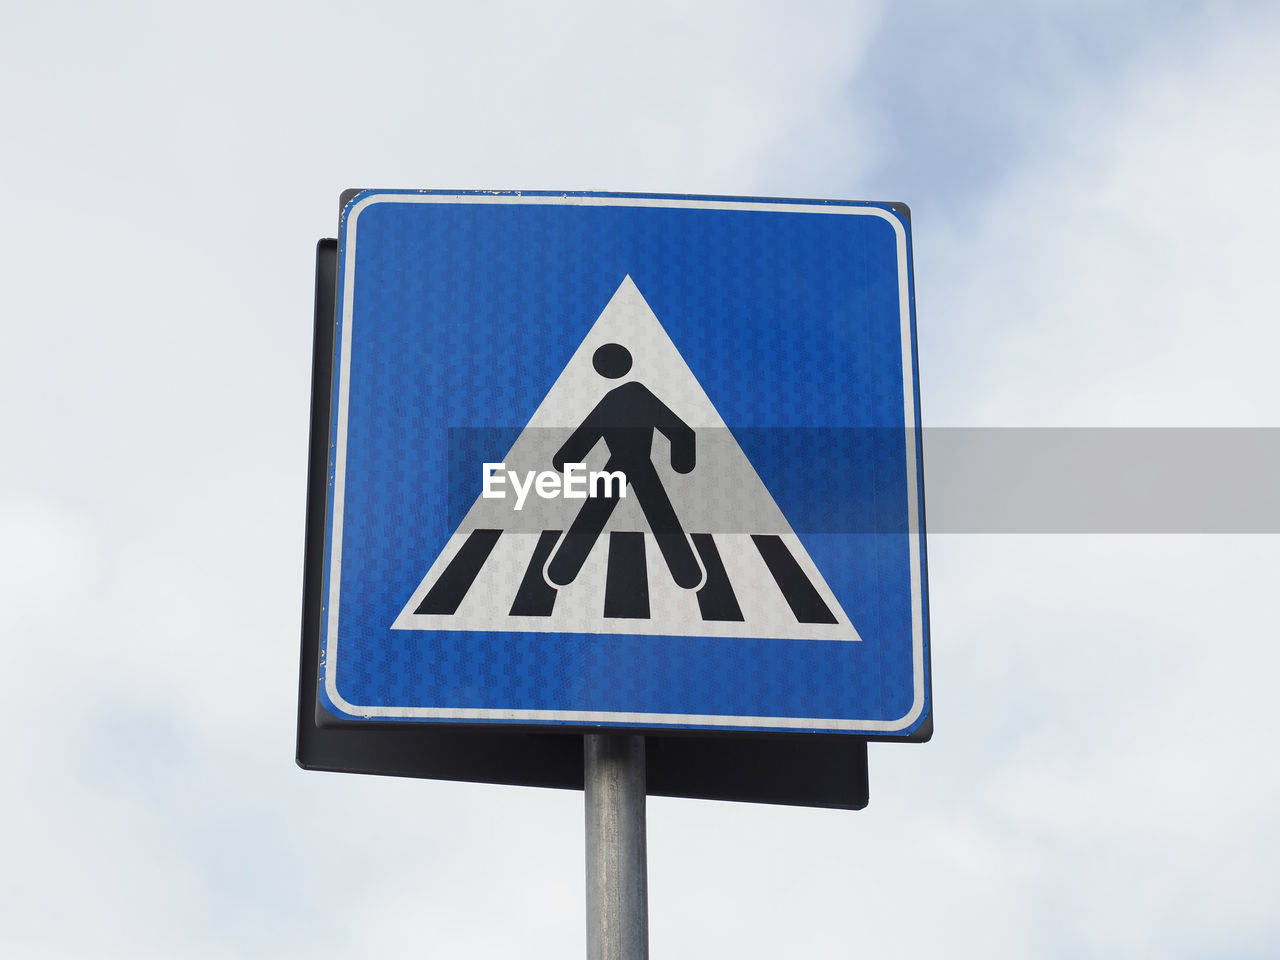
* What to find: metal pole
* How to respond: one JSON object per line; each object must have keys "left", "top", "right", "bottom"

{"left": 584, "top": 734, "right": 648, "bottom": 960}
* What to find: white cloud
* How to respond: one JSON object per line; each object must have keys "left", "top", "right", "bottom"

{"left": 920, "top": 6, "right": 1280, "bottom": 426}
{"left": 1, "top": 4, "right": 885, "bottom": 957}
{"left": 896, "top": 7, "right": 1280, "bottom": 957}
{"left": 2, "top": 2, "right": 1279, "bottom": 958}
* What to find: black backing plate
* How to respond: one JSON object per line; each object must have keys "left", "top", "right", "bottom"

{"left": 296, "top": 237, "right": 870, "bottom": 810}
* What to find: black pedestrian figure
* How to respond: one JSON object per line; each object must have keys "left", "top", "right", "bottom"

{"left": 546, "top": 342, "right": 702, "bottom": 590}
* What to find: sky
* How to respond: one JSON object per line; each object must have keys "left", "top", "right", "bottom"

{"left": 2, "top": 1, "right": 1278, "bottom": 957}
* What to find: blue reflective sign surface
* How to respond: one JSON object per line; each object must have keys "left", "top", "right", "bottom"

{"left": 320, "top": 191, "right": 929, "bottom": 736}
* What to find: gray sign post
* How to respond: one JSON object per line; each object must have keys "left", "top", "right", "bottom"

{"left": 585, "top": 735, "right": 649, "bottom": 960}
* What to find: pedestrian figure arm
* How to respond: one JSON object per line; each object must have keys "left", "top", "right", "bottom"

{"left": 553, "top": 406, "right": 604, "bottom": 472}
{"left": 653, "top": 398, "right": 696, "bottom": 474}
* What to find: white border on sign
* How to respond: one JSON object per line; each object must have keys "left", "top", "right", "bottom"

{"left": 323, "top": 193, "right": 926, "bottom": 732}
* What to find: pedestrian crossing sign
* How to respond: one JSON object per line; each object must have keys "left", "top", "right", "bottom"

{"left": 320, "top": 191, "right": 930, "bottom": 737}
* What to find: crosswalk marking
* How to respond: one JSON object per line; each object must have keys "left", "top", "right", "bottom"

{"left": 604, "top": 531, "right": 650, "bottom": 619}
{"left": 751, "top": 535, "right": 838, "bottom": 625}
{"left": 395, "top": 529, "right": 857, "bottom": 641}
{"left": 413, "top": 528, "right": 501, "bottom": 616}
{"left": 508, "top": 529, "right": 561, "bottom": 617}
{"left": 691, "top": 533, "right": 744, "bottom": 622}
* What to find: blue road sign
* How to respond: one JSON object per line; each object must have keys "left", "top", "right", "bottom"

{"left": 320, "top": 191, "right": 929, "bottom": 736}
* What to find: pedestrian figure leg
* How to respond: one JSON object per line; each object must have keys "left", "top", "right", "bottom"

{"left": 547, "top": 488, "right": 621, "bottom": 587}
{"left": 628, "top": 467, "right": 702, "bottom": 589}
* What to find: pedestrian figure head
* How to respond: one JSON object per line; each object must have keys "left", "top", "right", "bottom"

{"left": 592, "top": 343, "right": 632, "bottom": 379}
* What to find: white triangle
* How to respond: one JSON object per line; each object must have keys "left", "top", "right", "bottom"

{"left": 392, "top": 277, "right": 861, "bottom": 642}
